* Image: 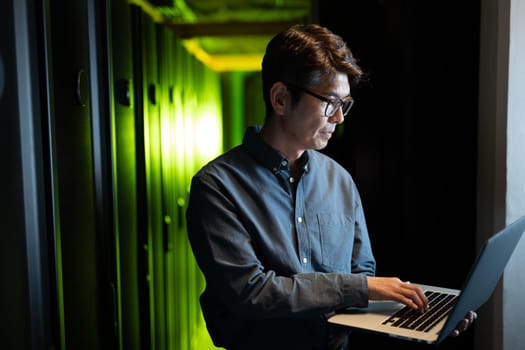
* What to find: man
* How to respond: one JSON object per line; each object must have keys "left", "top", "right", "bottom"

{"left": 186, "top": 24, "right": 475, "bottom": 350}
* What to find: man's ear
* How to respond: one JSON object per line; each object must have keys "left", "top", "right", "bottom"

{"left": 269, "top": 81, "right": 289, "bottom": 116}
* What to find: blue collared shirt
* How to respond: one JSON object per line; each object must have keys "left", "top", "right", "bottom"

{"left": 187, "top": 126, "right": 376, "bottom": 349}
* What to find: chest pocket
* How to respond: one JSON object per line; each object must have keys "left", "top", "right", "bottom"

{"left": 317, "top": 214, "right": 355, "bottom": 272}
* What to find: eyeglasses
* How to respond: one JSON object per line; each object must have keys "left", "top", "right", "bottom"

{"left": 285, "top": 83, "right": 354, "bottom": 118}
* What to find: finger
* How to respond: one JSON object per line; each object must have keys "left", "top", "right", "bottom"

{"left": 401, "top": 283, "right": 428, "bottom": 312}
{"left": 398, "top": 296, "right": 421, "bottom": 312}
{"left": 458, "top": 319, "right": 469, "bottom": 332}
{"left": 413, "top": 286, "right": 428, "bottom": 311}
{"left": 392, "top": 282, "right": 419, "bottom": 310}
{"left": 449, "top": 313, "right": 476, "bottom": 338}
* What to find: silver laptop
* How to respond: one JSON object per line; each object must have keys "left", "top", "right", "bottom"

{"left": 328, "top": 214, "right": 525, "bottom": 344}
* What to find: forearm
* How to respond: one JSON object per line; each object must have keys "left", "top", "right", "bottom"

{"left": 219, "top": 269, "right": 369, "bottom": 318}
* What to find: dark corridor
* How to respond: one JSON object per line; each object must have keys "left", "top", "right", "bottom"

{"left": 1, "top": 1, "right": 479, "bottom": 349}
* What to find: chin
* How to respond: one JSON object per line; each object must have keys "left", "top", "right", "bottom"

{"left": 314, "top": 141, "right": 329, "bottom": 150}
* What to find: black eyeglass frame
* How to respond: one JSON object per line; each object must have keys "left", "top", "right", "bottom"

{"left": 284, "top": 82, "right": 354, "bottom": 117}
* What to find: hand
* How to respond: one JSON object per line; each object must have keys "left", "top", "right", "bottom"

{"left": 449, "top": 310, "right": 477, "bottom": 337}
{"left": 367, "top": 277, "right": 428, "bottom": 312}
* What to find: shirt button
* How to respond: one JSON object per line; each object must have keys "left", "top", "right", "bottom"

{"left": 281, "top": 160, "right": 287, "bottom": 166}
{"left": 297, "top": 217, "right": 303, "bottom": 223}
{"left": 302, "top": 257, "right": 308, "bottom": 264}
{"left": 289, "top": 177, "right": 295, "bottom": 183}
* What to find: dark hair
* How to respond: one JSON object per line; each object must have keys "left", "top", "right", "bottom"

{"left": 261, "top": 24, "right": 363, "bottom": 116}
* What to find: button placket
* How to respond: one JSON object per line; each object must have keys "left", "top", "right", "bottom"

{"left": 295, "top": 178, "right": 310, "bottom": 266}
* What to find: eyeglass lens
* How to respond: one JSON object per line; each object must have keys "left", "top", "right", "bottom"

{"left": 326, "top": 99, "right": 353, "bottom": 117}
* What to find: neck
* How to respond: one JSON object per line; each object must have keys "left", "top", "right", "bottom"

{"left": 260, "top": 120, "right": 304, "bottom": 166}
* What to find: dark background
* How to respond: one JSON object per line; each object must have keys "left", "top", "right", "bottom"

{"left": 319, "top": 2, "right": 479, "bottom": 349}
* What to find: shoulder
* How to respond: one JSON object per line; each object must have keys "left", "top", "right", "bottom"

{"left": 194, "top": 145, "right": 245, "bottom": 177}
{"left": 191, "top": 144, "right": 258, "bottom": 190}
{"left": 307, "top": 150, "right": 359, "bottom": 192}
{"left": 309, "top": 150, "right": 351, "bottom": 176}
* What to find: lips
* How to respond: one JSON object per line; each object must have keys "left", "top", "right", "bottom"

{"left": 320, "top": 130, "right": 333, "bottom": 139}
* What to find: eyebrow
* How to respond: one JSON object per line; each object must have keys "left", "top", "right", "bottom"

{"left": 326, "top": 91, "right": 352, "bottom": 99}
{"left": 320, "top": 84, "right": 351, "bottom": 99}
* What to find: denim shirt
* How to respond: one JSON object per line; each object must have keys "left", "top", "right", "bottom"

{"left": 186, "top": 126, "right": 376, "bottom": 349}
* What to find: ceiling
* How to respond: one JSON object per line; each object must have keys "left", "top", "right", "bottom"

{"left": 131, "top": 0, "right": 313, "bottom": 71}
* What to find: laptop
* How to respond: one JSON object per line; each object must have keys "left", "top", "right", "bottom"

{"left": 327, "top": 214, "right": 525, "bottom": 344}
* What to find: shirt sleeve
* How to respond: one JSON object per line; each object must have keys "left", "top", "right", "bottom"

{"left": 186, "top": 173, "right": 370, "bottom": 320}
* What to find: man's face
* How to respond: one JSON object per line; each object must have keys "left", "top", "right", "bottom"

{"left": 283, "top": 72, "right": 350, "bottom": 152}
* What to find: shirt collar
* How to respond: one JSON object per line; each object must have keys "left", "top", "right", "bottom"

{"left": 243, "top": 126, "right": 310, "bottom": 174}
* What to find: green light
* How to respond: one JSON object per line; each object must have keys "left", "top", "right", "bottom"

{"left": 141, "top": 31, "right": 224, "bottom": 350}
{"left": 194, "top": 113, "right": 222, "bottom": 162}
{"left": 108, "top": 14, "right": 227, "bottom": 349}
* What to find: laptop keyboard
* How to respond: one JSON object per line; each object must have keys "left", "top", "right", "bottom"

{"left": 382, "top": 290, "right": 458, "bottom": 332}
